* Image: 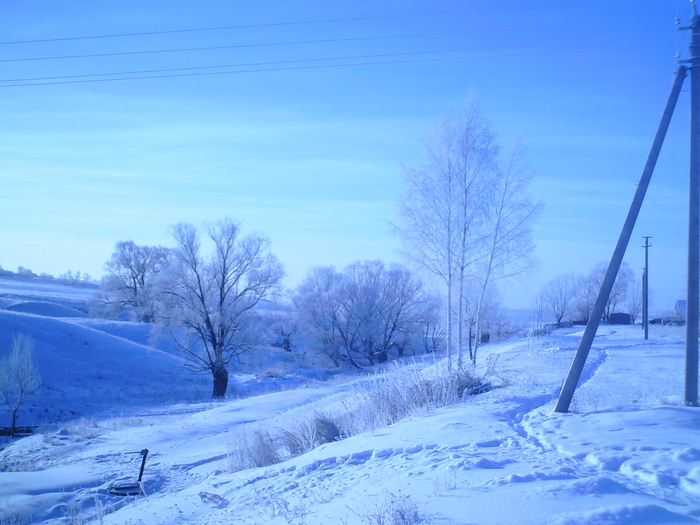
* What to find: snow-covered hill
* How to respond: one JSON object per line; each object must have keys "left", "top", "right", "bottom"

{"left": 2, "top": 324, "right": 699, "bottom": 524}
{"left": 0, "top": 278, "right": 334, "bottom": 427}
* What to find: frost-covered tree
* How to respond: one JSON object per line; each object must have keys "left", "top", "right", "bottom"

{"left": 159, "top": 218, "right": 284, "bottom": 399}
{"left": 397, "top": 100, "right": 538, "bottom": 367}
{"left": 397, "top": 100, "right": 497, "bottom": 369}
{"left": 95, "top": 241, "right": 170, "bottom": 322}
{"left": 626, "top": 278, "right": 643, "bottom": 324}
{"left": 575, "top": 262, "right": 634, "bottom": 323}
{"left": 0, "top": 334, "right": 41, "bottom": 438}
{"left": 294, "top": 267, "right": 345, "bottom": 366}
{"left": 542, "top": 274, "right": 577, "bottom": 325}
{"left": 468, "top": 138, "right": 539, "bottom": 364}
{"left": 295, "top": 261, "right": 435, "bottom": 368}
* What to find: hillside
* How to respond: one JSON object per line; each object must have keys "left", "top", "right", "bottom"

{"left": 0, "top": 278, "right": 332, "bottom": 427}
{"left": 1, "top": 324, "right": 699, "bottom": 524}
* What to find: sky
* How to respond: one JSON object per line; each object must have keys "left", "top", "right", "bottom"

{"left": 0, "top": 0, "right": 693, "bottom": 311}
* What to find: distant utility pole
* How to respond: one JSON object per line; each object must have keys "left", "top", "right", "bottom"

{"left": 643, "top": 236, "right": 651, "bottom": 340}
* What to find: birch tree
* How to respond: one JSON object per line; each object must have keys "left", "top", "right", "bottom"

{"left": 398, "top": 160, "right": 457, "bottom": 368}
{"left": 397, "top": 100, "right": 538, "bottom": 367}
{"left": 469, "top": 138, "right": 540, "bottom": 364}
{"left": 397, "top": 100, "right": 496, "bottom": 369}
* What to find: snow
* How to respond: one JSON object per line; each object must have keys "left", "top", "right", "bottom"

{"left": 0, "top": 277, "right": 96, "bottom": 305}
{"left": 1, "top": 281, "right": 700, "bottom": 523}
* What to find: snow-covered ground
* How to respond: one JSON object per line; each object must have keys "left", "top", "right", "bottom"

{"left": 2, "top": 322, "right": 699, "bottom": 524}
{"left": 0, "top": 277, "right": 96, "bottom": 309}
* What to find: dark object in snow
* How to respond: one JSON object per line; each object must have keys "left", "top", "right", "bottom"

{"left": 650, "top": 316, "right": 686, "bottom": 326}
{"left": 457, "top": 376, "right": 493, "bottom": 397}
{"left": 108, "top": 448, "right": 149, "bottom": 496}
{"left": 315, "top": 416, "right": 341, "bottom": 444}
{"left": 0, "top": 426, "right": 36, "bottom": 437}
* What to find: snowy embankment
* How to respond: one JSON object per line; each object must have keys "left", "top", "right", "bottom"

{"left": 0, "top": 310, "right": 211, "bottom": 424}
{"left": 2, "top": 325, "right": 700, "bottom": 524}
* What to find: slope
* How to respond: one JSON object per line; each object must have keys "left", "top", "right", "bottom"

{"left": 0, "top": 310, "right": 210, "bottom": 427}
{"left": 2, "top": 325, "right": 699, "bottom": 524}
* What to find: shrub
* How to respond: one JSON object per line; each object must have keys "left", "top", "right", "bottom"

{"left": 355, "top": 493, "right": 420, "bottom": 525}
{"left": 337, "top": 361, "right": 492, "bottom": 435}
{"left": 227, "top": 428, "right": 280, "bottom": 472}
{"left": 279, "top": 413, "right": 342, "bottom": 457}
{"left": 226, "top": 360, "right": 496, "bottom": 474}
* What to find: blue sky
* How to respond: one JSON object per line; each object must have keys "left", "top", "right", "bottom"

{"left": 0, "top": 0, "right": 692, "bottom": 311}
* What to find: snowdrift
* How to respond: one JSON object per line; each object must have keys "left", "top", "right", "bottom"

{"left": 6, "top": 301, "right": 88, "bottom": 318}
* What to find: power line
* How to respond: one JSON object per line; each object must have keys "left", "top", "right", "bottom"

{"left": 0, "top": 37, "right": 660, "bottom": 84}
{"left": 0, "top": 1, "right": 641, "bottom": 46}
{"left": 0, "top": 42, "right": 663, "bottom": 88}
{"left": 0, "top": 29, "right": 560, "bottom": 63}
{"left": 0, "top": 23, "right": 663, "bottom": 64}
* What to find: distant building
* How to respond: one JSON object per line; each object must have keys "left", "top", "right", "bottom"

{"left": 676, "top": 300, "right": 687, "bottom": 320}
{"left": 609, "top": 312, "right": 632, "bottom": 325}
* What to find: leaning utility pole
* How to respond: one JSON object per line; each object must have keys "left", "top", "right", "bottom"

{"left": 555, "top": 5, "right": 700, "bottom": 412}
{"left": 553, "top": 65, "right": 688, "bottom": 413}
{"left": 643, "top": 236, "right": 651, "bottom": 340}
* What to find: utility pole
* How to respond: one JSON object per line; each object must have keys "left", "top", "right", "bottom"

{"left": 553, "top": 66, "right": 688, "bottom": 413}
{"left": 643, "top": 236, "right": 651, "bottom": 340}
{"left": 683, "top": 3, "right": 700, "bottom": 406}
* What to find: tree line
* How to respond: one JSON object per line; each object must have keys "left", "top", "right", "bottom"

{"left": 535, "top": 261, "right": 641, "bottom": 330}
{"left": 86, "top": 98, "right": 539, "bottom": 399}
{"left": 91, "top": 222, "right": 445, "bottom": 398}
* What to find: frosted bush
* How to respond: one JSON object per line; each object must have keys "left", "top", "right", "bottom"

{"left": 227, "top": 427, "right": 280, "bottom": 472}
{"left": 337, "top": 361, "right": 492, "bottom": 435}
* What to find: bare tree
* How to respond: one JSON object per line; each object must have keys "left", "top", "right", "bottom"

{"left": 160, "top": 218, "right": 284, "bottom": 398}
{"left": 573, "top": 273, "right": 597, "bottom": 323}
{"left": 588, "top": 261, "right": 634, "bottom": 322}
{"left": 295, "top": 261, "right": 433, "bottom": 368}
{"left": 418, "top": 293, "right": 445, "bottom": 354}
{"left": 571, "top": 262, "right": 634, "bottom": 323}
{"left": 95, "top": 241, "right": 170, "bottom": 322}
{"left": 542, "top": 274, "right": 577, "bottom": 325}
{"left": 397, "top": 100, "right": 497, "bottom": 369}
{"left": 270, "top": 295, "right": 298, "bottom": 352}
{"left": 531, "top": 291, "right": 547, "bottom": 337}
{"left": 469, "top": 138, "right": 540, "bottom": 364}
{"left": 626, "top": 278, "right": 643, "bottom": 324}
{"left": 295, "top": 267, "right": 345, "bottom": 366}
{"left": 397, "top": 101, "right": 538, "bottom": 368}
{"left": 0, "top": 334, "right": 41, "bottom": 438}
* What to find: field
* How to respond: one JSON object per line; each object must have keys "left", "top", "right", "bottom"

{"left": 1, "top": 278, "right": 699, "bottom": 524}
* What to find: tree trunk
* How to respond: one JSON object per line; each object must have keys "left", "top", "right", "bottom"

{"left": 457, "top": 270, "right": 464, "bottom": 371}
{"left": 212, "top": 364, "right": 229, "bottom": 399}
{"left": 10, "top": 409, "right": 17, "bottom": 439}
{"left": 446, "top": 275, "right": 453, "bottom": 370}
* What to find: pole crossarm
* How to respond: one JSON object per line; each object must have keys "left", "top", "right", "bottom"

{"left": 554, "top": 66, "right": 688, "bottom": 413}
